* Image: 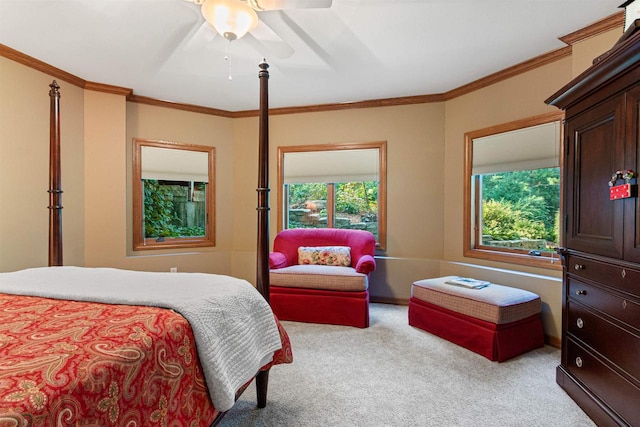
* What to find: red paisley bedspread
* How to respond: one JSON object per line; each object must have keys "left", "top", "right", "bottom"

{"left": 0, "top": 293, "right": 292, "bottom": 427}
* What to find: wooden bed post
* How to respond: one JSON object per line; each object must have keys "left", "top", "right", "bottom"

{"left": 256, "top": 60, "right": 270, "bottom": 302}
{"left": 255, "top": 60, "right": 271, "bottom": 410}
{"left": 48, "top": 80, "right": 63, "bottom": 266}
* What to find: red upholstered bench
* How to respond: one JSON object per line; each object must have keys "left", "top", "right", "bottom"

{"left": 408, "top": 276, "right": 544, "bottom": 362}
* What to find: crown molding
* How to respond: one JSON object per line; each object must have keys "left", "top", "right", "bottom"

{"left": 559, "top": 11, "right": 623, "bottom": 45}
{"left": 231, "top": 93, "right": 447, "bottom": 118}
{"left": 85, "top": 81, "right": 133, "bottom": 97}
{"left": 0, "top": 43, "right": 85, "bottom": 88}
{"left": 127, "top": 94, "right": 235, "bottom": 118}
{"left": 443, "top": 46, "right": 573, "bottom": 101}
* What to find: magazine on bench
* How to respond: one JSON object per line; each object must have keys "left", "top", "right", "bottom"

{"left": 445, "top": 277, "right": 490, "bottom": 289}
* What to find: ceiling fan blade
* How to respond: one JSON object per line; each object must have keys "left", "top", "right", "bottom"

{"left": 245, "top": 20, "right": 295, "bottom": 58}
{"left": 249, "top": 0, "right": 332, "bottom": 11}
{"left": 148, "top": 2, "right": 206, "bottom": 68}
{"left": 183, "top": 21, "right": 219, "bottom": 50}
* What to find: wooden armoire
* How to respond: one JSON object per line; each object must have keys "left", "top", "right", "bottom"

{"left": 546, "top": 22, "right": 640, "bottom": 426}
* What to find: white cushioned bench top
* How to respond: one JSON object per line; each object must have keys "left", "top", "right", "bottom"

{"left": 270, "top": 265, "right": 368, "bottom": 292}
{"left": 411, "top": 276, "right": 541, "bottom": 325}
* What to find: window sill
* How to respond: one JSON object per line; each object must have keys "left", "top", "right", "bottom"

{"left": 133, "top": 237, "right": 214, "bottom": 251}
{"left": 464, "top": 247, "right": 562, "bottom": 271}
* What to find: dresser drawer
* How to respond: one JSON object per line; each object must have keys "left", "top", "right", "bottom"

{"left": 569, "top": 278, "right": 640, "bottom": 332}
{"left": 567, "top": 338, "right": 640, "bottom": 425}
{"left": 567, "top": 254, "right": 640, "bottom": 296}
{"left": 568, "top": 300, "right": 640, "bottom": 381}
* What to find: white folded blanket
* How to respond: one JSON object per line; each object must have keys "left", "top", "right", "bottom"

{"left": 0, "top": 266, "right": 282, "bottom": 412}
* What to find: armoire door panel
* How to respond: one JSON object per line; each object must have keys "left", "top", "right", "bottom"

{"left": 566, "top": 94, "right": 625, "bottom": 259}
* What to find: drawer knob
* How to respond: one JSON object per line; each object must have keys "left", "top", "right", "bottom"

{"left": 574, "top": 264, "right": 585, "bottom": 270}
{"left": 575, "top": 290, "right": 587, "bottom": 296}
{"left": 577, "top": 318, "right": 584, "bottom": 328}
{"left": 575, "top": 357, "right": 583, "bottom": 368}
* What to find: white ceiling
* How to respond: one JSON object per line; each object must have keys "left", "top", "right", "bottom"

{"left": 0, "top": 0, "right": 624, "bottom": 112}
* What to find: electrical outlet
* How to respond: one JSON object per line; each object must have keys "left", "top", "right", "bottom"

{"left": 170, "top": 267, "right": 177, "bottom": 273}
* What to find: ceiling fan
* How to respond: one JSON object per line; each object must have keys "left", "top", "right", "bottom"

{"left": 186, "top": 0, "right": 333, "bottom": 44}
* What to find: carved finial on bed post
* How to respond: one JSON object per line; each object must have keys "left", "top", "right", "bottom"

{"left": 48, "top": 80, "right": 63, "bottom": 267}
{"left": 256, "top": 60, "right": 270, "bottom": 302}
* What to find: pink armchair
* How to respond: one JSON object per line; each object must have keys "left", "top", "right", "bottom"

{"left": 269, "top": 228, "right": 376, "bottom": 328}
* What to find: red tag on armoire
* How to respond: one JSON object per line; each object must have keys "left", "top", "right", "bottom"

{"left": 610, "top": 183, "right": 631, "bottom": 200}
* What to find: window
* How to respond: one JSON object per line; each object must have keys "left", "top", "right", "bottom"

{"left": 133, "top": 138, "right": 215, "bottom": 250}
{"left": 278, "top": 142, "right": 387, "bottom": 250}
{"left": 464, "top": 112, "right": 563, "bottom": 269}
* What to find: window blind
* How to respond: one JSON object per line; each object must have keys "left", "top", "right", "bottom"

{"left": 284, "top": 148, "right": 379, "bottom": 184}
{"left": 472, "top": 121, "right": 560, "bottom": 175}
{"left": 141, "top": 146, "right": 209, "bottom": 183}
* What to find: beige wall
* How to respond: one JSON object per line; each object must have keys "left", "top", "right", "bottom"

{"left": 572, "top": 29, "right": 623, "bottom": 76}
{"left": 83, "top": 90, "right": 128, "bottom": 267}
{"left": 0, "top": 23, "right": 623, "bottom": 342}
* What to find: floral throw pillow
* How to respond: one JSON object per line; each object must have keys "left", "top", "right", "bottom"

{"left": 298, "top": 246, "right": 351, "bottom": 267}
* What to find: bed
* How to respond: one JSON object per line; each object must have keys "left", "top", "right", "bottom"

{"left": 0, "top": 62, "right": 291, "bottom": 426}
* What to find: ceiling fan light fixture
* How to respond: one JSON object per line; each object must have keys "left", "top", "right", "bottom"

{"left": 201, "top": 0, "right": 259, "bottom": 41}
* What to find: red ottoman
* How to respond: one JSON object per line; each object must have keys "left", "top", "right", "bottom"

{"left": 408, "top": 276, "right": 544, "bottom": 362}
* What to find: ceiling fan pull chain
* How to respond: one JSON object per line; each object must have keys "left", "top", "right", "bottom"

{"left": 225, "top": 41, "right": 233, "bottom": 81}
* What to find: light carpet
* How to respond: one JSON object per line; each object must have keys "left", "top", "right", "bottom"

{"left": 221, "top": 303, "right": 595, "bottom": 427}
